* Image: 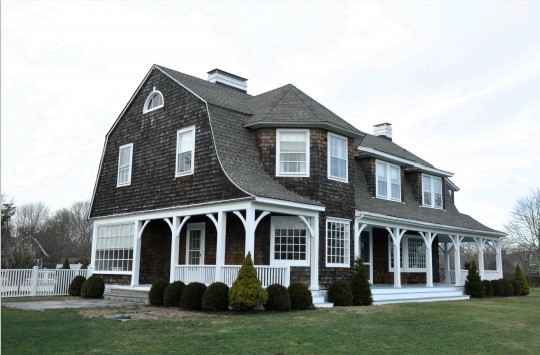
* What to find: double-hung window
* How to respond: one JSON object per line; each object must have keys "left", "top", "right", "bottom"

{"left": 328, "top": 132, "right": 348, "bottom": 182}
{"left": 276, "top": 129, "right": 309, "bottom": 177}
{"left": 326, "top": 218, "right": 350, "bottom": 267}
{"left": 176, "top": 126, "right": 195, "bottom": 177}
{"left": 117, "top": 143, "right": 133, "bottom": 187}
{"left": 389, "top": 235, "right": 427, "bottom": 272}
{"left": 376, "top": 160, "right": 400, "bottom": 201}
{"left": 422, "top": 174, "right": 443, "bottom": 208}
{"left": 270, "top": 216, "right": 309, "bottom": 266}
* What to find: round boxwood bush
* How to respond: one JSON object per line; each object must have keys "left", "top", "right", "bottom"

{"left": 68, "top": 275, "right": 86, "bottom": 296}
{"left": 328, "top": 280, "right": 353, "bottom": 306}
{"left": 265, "top": 284, "right": 291, "bottom": 311}
{"left": 501, "top": 279, "right": 514, "bottom": 297}
{"left": 81, "top": 275, "right": 105, "bottom": 298}
{"left": 149, "top": 279, "right": 169, "bottom": 306}
{"left": 202, "top": 282, "right": 229, "bottom": 311}
{"left": 164, "top": 281, "right": 185, "bottom": 307}
{"left": 481, "top": 280, "right": 494, "bottom": 297}
{"left": 288, "top": 283, "right": 312, "bottom": 310}
{"left": 181, "top": 282, "right": 207, "bottom": 310}
{"left": 491, "top": 279, "right": 504, "bottom": 297}
{"left": 511, "top": 280, "right": 522, "bottom": 296}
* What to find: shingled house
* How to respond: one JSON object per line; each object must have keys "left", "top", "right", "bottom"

{"left": 89, "top": 65, "right": 505, "bottom": 305}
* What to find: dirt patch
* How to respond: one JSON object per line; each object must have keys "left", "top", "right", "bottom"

{"left": 79, "top": 306, "right": 220, "bottom": 321}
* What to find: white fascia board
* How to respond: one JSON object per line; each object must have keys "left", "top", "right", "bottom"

{"left": 444, "top": 178, "right": 460, "bottom": 191}
{"left": 254, "top": 197, "right": 325, "bottom": 213}
{"left": 357, "top": 146, "right": 454, "bottom": 177}
{"left": 355, "top": 211, "right": 506, "bottom": 239}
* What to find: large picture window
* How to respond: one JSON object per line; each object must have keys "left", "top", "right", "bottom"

{"left": 389, "top": 235, "right": 427, "bottom": 272}
{"left": 117, "top": 143, "right": 133, "bottom": 187}
{"left": 376, "top": 160, "right": 400, "bottom": 201}
{"left": 176, "top": 126, "right": 195, "bottom": 177}
{"left": 276, "top": 129, "right": 310, "bottom": 177}
{"left": 328, "top": 132, "right": 348, "bottom": 182}
{"left": 95, "top": 223, "right": 135, "bottom": 272}
{"left": 422, "top": 174, "right": 443, "bottom": 209}
{"left": 270, "top": 216, "right": 309, "bottom": 266}
{"left": 326, "top": 218, "right": 350, "bottom": 267}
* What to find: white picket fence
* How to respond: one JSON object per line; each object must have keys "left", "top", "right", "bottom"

{"left": 1, "top": 267, "right": 90, "bottom": 298}
{"left": 174, "top": 265, "right": 290, "bottom": 288}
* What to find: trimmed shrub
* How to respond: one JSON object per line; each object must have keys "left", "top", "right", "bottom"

{"left": 149, "top": 279, "right": 169, "bottom": 306}
{"left": 80, "top": 259, "right": 89, "bottom": 269}
{"left": 81, "top": 275, "right": 105, "bottom": 298}
{"left": 288, "top": 283, "right": 312, "bottom": 310}
{"left": 514, "top": 265, "right": 530, "bottom": 295}
{"left": 164, "top": 281, "right": 185, "bottom": 307}
{"left": 482, "top": 280, "right": 494, "bottom": 297}
{"left": 68, "top": 275, "right": 86, "bottom": 296}
{"left": 491, "top": 279, "right": 504, "bottom": 296}
{"left": 501, "top": 279, "right": 514, "bottom": 297}
{"left": 511, "top": 280, "right": 522, "bottom": 296}
{"left": 181, "top": 282, "right": 207, "bottom": 310}
{"left": 202, "top": 282, "right": 229, "bottom": 312}
{"left": 328, "top": 280, "right": 353, "bottom": 306}
{"left": 61, "top": 258, "right": 70, "bottom": 269}
{"left": 350, "top": 257, "right": 373, "bottom": 306}
{"left": 464, "top": 261, "right": 484, "bottom": 298}
{"left": 229, "top": 252, "right": 268, "bottom": 311}
{"left": 265, "top": 284, "right": 291, "bottom": 312}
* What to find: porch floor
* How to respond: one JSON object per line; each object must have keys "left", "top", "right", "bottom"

{"left": 371, "top": 283, "right": 469, "bottom": 305}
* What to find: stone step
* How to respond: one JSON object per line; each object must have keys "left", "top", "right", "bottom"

{"left": 104, "top": 287, "right": 149, "bottom": 304}
{"left": 373, "top": 295, "right": 470, "bottom": 305}
{"left": 105, "top": 294, "right": 149, "bottom": 304}
{"left": 373, "top": 291, "right": 465, "bottom": 302}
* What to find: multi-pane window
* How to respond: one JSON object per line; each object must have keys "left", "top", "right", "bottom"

{"left": 389, "top": 236, "right": 427, "bottom": 271}
{"left": 422, "top": 174, "right": 443, "bottom": 209}
{"left": 176, "top": 126, "right": 195, "bottom": 176}
{"left": 95, "top": 223, "right": 135, "bottom": 272}
{"left": 143, "top": 89, "right": 164, "bottom": 113}
{"left": 326, "top": 218, "right": 350, "bottom": 267}
{"left": 117, "top": 143, "right": 133, "bottom": 187}
{"left": 276, "top": 129, "right": 309, "bottom": 176}
{"left": 376, "top": 160, "right": 400, "bottom": 201}
{"left": 328, "top": 133, "right": 348, "bottom": 182}
{"left": 271, "top": 216, "right": 309, "bottom": 266}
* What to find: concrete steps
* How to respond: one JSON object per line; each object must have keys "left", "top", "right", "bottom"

{"left": 311, "top": 290, "right": 333, "bottom": 308}
{"left": 372, "top": 286, "right": 469, "bottom": 305}
{"left": 104, "top": 286, "right": 150, "bottom": 304}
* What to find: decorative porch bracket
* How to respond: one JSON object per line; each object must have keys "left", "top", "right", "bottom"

{"left": 449, "top": 235, "right": 464, "bottom": 285}
{"left": 386, "top": 227, "right": 407, "bottom": 288}
{"left": 474, "top": 237, "right": 487, "bottom": 279}
{"left": 233, "top": 209, "right": 270, "bottom": 263}
{"left": 131, "top": 219, "right": 150, "bottom": 287}
{"left": 166, "top": 216, "right": 191, "bottom": 283}
{"left": 298, "top": 215, "right": 320, "bottom": 291}
{"left": 354, "top": 222, "right": 368, "bottom": 260}
{"left": 207, "top": 212, "right": 227, "bottom": 282}
{"left": 419, "top": 232, "right": 437, "bottom": 287}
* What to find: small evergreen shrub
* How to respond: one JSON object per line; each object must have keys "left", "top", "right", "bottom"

{"left": 61, "top": 258, "right": 70, "bottom": 269}
{"left": 80, "top": 275, "right": 105, "bottom": 298}
{"left": 68, "top": 275, "right": 86, "bottom": 296}
{"left": 80, "top": 259, "right": 89, "bottom": 269}
{"left": 464, "top": 261, "right": 484, "bottom": 298}
{"left": 481, "top": 280, "right": 494, "bottom": 297}
{"left": 265, "top": 284, "right": 291, "bottom": 311}
{"left": 514, "top": 265, "right": 530, "bottom": 295}
{"left": 149, "top": 279, "right": 169, "bottom": 306}
{"left": 288, "top": 283, "right": 312, "bottom": 310}
{"left": 350, "top": 257, "right": 373, "bottom": 306}
{"left": 202, "top": 282, "right": 230, "bottom": 312}
{"left": 164, "top": 281, "right": 185, "bottom": 307}
{"left": 501, "top": 279, "right": 514, "bottom": 297}
{"left": 491, "top": 279, "right": 504, "bottom": 296}
{"left": 328, "top": 280, "right": 353, "bottom": 306}
{"left": 229, "top": 253, "right": 268, "bottom": 311}
{"left": 181, "top": 282, "right": 207, "bottom": 310}
{"left": 511, "top": 280, "right": 522, "bottom": 296}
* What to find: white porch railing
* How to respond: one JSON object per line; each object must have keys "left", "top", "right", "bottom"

{"left": 174, "top": 265, "right": 290, "bottom": 288}
{"left": 482, "top": 270, "right": 501, "bottom": 281}
{"left": 449, "top": 269, "right": 502, "bottom": 285}
{"left": 1, "top": 267, "right": 89, "bottom": 298}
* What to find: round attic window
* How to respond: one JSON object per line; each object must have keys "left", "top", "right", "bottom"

{"left": 143, "top": 88, "right": 164, "bottom": 113}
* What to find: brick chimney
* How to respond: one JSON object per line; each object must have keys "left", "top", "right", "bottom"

{"left": 207, "top": 69, "right": 248, "bottom": 93}
{"left": 373, "top": 123, "right": 392, "bottom": 141}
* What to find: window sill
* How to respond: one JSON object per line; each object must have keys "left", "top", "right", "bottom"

{"left": 176, "top": 171, "right": 194, "bottom": 178}
{"left": 375, "top": 196, "right": 403, "bottom": 203}
{"left": 326, "top": 263, "right": 350, "bottom": 268}
{"left": 271, "top": 260, "right": 309, "bottom": 267}
{"left": 116, "top": 183, "right": 131, "bottom": 188}
{"left": 143, "top": 106, "right": 163, "bottom": 114}
{"left": 328, "top": 175, "right": 348, "bottom": 183}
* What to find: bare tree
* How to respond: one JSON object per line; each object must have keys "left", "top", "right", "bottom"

{"left": 505, "top": 188, "right": 540, "bottom": 275}
{"left": 69, "top": 201, "right": 93, "bottom": 258}
{"left": 15, "top": 202, "right": 50, "bottom": 258}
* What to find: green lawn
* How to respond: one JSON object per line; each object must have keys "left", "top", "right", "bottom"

{"left": 2, "top": 290, "right": 540, "bottom": 354}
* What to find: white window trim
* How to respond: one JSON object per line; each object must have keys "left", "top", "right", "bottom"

{"left": 422, "top": 174, "right": 443, "bottom": 209}
{"left": 326, "top": 217, "right": 351, "bottom": 268}
{"left": 143, "top": 88, "right": 164, "bottom": 114}
{"left": 117, "top": 143, "right": 133, "bottom": 187}
{"left": 388, "top": 235, "right": 427, "bottom": 272}
{"left": 375, "top": 160, "right": 401, "bottom": 201}
{"left": 270, "top": 216, "right": 310, "bottom": 267}
{"left": 327, "top": 132, "right": 348, "bottom": 183}
{"left": 175, "top": 126, "right": 196, "bottom": 177}
{"left": 94, "top": 222, "right": 135, "bottom": 273}
{"left": 186, "top": 222, "right": 205, "bottom": 265}
{"left": 276, "top": 129, "right": 310, "bottom": 177}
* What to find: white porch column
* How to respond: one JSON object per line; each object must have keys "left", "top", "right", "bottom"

{"left": 208, "top": 211, "right": 227, "bottom": 282}
{"left": 387, "top": 227, "right": 406, "bottom": 288}
{"left": 245, "top": 207, "right": 256, "bottom": 260}
{"left": 420, "top": 232, "right": 437, "bottom": 287}
{"left": 300, "top": 215, "right": 319, "bottom": 291}
{"left": 131, "top": 220, "right": 149, "bottom": 287}
{"left": 441, "top": 242, "right": 452, "bottom": 285}
{"left": 90, "top": 222, "right": 98, "bottom": 272}
{"left": 169, "top": 216, "right": 190, "bottom": 283}
{"left": 450, "top": 235, "right": 463, "bottom": 286}
{"left": 495, "top": 240, "right": 503, "bottom": 278}
{"left": 475, "top": 237, "right": 486, "bottom": 279}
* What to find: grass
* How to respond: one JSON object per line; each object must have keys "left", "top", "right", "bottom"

{"left": 2, "top": 290, "right": 540, "bottom": 354}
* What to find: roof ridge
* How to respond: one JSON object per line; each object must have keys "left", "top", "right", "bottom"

{"left": 288, "top": 86, "right": 325, "bottom": 122}
{"left": 256, "top": 84, "right": 294, "bottom": 122}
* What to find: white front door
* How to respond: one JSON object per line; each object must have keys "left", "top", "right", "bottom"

{"left": 186, "top": 223, "right": 205, "bottom": 265}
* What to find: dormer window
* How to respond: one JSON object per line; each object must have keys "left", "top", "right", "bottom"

{"left": 143, "top": 88, "right": 164, "bottom": 113}
{"left": 276, "top": 129, "right": 310, "bottom": 177}
{"left": 422, "top": 174, "right": 443, "bottom": 209}
{"left": 376, "top": 160, "right": 401, "bottom": 201}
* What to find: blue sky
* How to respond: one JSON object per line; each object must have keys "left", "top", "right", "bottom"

{"left": 2, "top": 0, "right": 539, "bottom": 231}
